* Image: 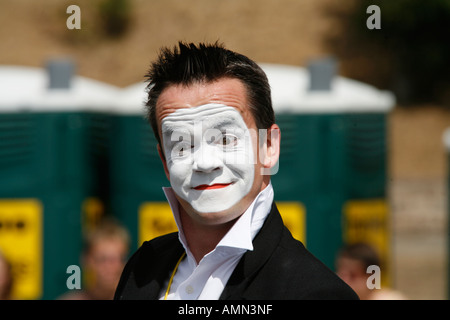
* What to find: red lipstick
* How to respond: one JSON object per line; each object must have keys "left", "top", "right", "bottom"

{"left": 193, "top": 183, "right": 232, "bottom": 190}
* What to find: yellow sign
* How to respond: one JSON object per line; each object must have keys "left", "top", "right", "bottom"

{"left": 343, "top": 199, "right": 390, "bottom": 286}
{"left": 138, "top": 202, "right": 178, "bottom": 246}
{"left": 276, "top": 202, "right": 306, "bottom": 244}
{"left": 0, "top": 199, "right": 42, "bottom": 299}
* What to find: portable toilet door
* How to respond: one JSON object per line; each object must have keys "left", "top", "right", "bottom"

{"left": 260, "top": 61, "right": 395, "bottom": 273}
{"left": 109, "top": 82, "right": 177, "bottom": 253}
{"left": 0, "top": 62, "right": 120, "bottom": 299}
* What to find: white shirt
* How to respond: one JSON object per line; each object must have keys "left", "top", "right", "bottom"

{"left": 159, "top": 183, "right": 274, "bottom": 300}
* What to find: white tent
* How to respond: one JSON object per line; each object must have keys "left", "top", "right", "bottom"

{"left": 0, "top": 65, "right": 120, "bottom": 112}
{"left": 0, "top": 63, "right": 395, "bottom": 114}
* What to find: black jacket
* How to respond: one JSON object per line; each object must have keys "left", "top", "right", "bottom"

{"left": 114, "top": 202, "right": 358, "bottom": 300}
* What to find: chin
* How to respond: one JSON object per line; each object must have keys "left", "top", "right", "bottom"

{"left": 190, "top": 207, "right": 241, "bottom": 226}
{"left": 191, "top": 198, "right": 254, "bottom": 226}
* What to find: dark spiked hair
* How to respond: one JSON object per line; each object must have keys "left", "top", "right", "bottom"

{"left": 145, "top": 41, "right": 274, "bottom": 146}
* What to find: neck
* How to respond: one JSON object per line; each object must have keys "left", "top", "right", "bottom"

{"left": 179, "top": 207, "right": 238, "bottom": 264}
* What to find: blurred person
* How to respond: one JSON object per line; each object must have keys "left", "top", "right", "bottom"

{"left": 336, "top": 242, "right": 406, "bottom": 300}
{"left": 0, "top": 249, "right": 13, "bottom": 300}
{"left": 59, "top": 217, "right": 130, "bottom": 300}
{"left": 114, "top": 42, "right": 358, "bottom": 300}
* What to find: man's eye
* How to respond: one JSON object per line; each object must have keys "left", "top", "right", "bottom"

{"left": 174, "top": 144, "right": 193, "bottom": 157}
{"left": 221, "top": 135, "right": 237, "bottom": 147}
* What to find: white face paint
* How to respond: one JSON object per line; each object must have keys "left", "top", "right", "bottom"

{"left": 161, "top": 104, "right": 255, "bottom": 214}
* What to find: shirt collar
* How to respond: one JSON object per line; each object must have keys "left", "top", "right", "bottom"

{"left": 163, "top": 182, "right": 274, "bottom": 254}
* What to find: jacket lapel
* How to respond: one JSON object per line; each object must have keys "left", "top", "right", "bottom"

{"left": 219, "top": 202, "right": 284, "bottom": 299}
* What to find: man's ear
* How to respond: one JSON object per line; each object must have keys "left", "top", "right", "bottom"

{"left": 157, "top": 144, "right": 170, "bottom": 181}
{"left": 260, "top": 124, "right": 280, "bottom": 175}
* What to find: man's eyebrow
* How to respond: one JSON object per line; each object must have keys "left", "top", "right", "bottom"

{"left": 204, "top": 115, "right": 240, "bottom": 129}
{"left": 161, "top": 126, "right": 174, "bottom": 135}
{"left": 160, "top": 121, "right": 187, "bottom": 135}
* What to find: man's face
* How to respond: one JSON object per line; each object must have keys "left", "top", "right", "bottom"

{"left": 336, "top": 257, "right": 368, "bottom": 298}
{"left": 161, "top": 103, "right": 255, "bottom": 215}
{"left": 155, "top": 78, "right": 279, "bottom": 226}
{"left": 85, "top": 238, "right": 128, "bottom": 295}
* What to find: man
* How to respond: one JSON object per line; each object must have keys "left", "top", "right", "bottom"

{"left": 336, "top": 243, "right": 405, "bottom": 300}
{"left": 0, "top": 250, "right": 13, "bottom": 300}
{"left": 60, "top": 218, "right": 130, "bottom": 300}
{"left": 114, "top": 42, "right": 358, "bottom": 300}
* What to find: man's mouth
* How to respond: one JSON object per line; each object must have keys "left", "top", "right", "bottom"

{"left": 193, "top": 183, "right": 232, "bottom": 190}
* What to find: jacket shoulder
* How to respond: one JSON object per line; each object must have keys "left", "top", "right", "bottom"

{"left": 141, "top": 232, "right": 180, "bottom": 253}
{"left": 114, "top": 232, "right": 181, "bottom": 300}
{"left": 269, "top": 228, "right": 358, "bottom": 299}
{"left": 124, "top": 232, "right": 180, "bottom": 268}
{"left": 223, "top": 203, "right": 358, "bottom": 300}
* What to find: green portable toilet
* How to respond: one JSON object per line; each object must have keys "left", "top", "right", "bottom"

{"left": 262, "top": 61, "right": 395, "bottom": 277}
{"left": 108, "top": 83, "right": 171, "bottom": 253}
{"left": 0, "top": 62, "right": 119, "bottom": 299}
{"left": 443, "top": 127, "right": 450, "bottom": 298}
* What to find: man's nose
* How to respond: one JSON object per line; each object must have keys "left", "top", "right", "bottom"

{"left": 192, "top": 144, "right": 223, "bottom": 173}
